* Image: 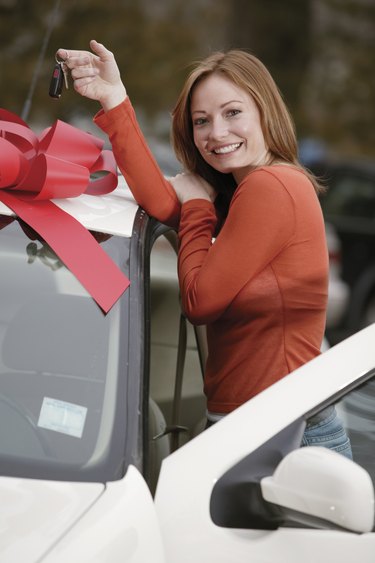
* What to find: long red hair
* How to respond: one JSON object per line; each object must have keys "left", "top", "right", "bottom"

{"left": 171, "top": 49, "right": 323, "bottom": 205}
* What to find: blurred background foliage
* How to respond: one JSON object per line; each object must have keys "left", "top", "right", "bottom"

{"left": 0, "top": 0, "right": 374, "bottom": 158}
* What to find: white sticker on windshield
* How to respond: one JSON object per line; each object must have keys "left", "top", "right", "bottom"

{"left": 38, "top": 397, "right": 87, "bottom": 438}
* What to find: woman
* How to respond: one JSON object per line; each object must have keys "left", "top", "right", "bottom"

{"left": 58, "top": 41, "right": 352, "bottom": 457}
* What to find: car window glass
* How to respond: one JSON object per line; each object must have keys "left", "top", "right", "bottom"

{"left": 323, "top": 174, "right": 375, "bottom": 220}
{"left": 0, "top": 219, "right": 131, "bottom": 482}
{"left": 336, "top": 373, "right": 375, "bottom": 487}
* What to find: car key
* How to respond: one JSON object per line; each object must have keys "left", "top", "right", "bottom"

{"left": 49, "top": 61, "right": 64, "bottom": 98}
{"left": 62, "top": 62, "right": 69, "bottom": 90}
{"left": 49, "top": 56, "right": 69, "bottom": 99}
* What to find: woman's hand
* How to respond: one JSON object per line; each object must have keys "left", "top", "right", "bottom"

{"left": 169, "top": 173, "right": 216, "bottom": 205}
{"left": 56, "top": 40, "right": 126, "bottom": 111}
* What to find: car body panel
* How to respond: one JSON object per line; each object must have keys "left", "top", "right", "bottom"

{"left": 155, "top": 324, "right": 375, "bottom": 563}
{"left": 41, "top": 466, "right": 165, "bottom": 563}
{"left": 0, "top": 176, "right": 138, "bottom": 238}
{"left": 0, "top": 477, "right": 103, "bottom": 563}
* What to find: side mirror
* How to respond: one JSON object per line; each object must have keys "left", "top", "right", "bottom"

{"left": 261, "top": 446, "right": 374, "bottom": 533}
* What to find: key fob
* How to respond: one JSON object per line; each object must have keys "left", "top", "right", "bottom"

{"left": 49, "top": 63, "right": 64, "bottom": 98}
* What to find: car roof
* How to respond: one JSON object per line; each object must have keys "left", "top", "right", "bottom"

{"left": 0, "top": 175, "right": 139, "bottom": 238}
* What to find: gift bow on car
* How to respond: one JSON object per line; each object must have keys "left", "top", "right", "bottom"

{"left": 0, "top": 108, "right": 129, "bottom": 313}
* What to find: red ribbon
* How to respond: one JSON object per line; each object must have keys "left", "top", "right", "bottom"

{"left": 0, "top": 108, "right": 130, "bottom": 313}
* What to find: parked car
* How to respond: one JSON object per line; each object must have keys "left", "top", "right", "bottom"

{"left": 0, "top": 176, "right": 375, "bottom": 562}
{"left": 310, "top": 157, "right": 375, "bottom": 340}
{"left": 325, "top": 221, "right": 350, "bottom": 333}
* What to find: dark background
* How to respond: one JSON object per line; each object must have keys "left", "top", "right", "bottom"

{"left": 0, "top": 0, "right": 374, "bottom": 157}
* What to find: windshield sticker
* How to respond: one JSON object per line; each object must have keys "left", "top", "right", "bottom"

{"left": 38, "top": 397, "right": 87, "bottom": 438}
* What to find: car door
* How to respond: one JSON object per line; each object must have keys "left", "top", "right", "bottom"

{"left": 154, "top": 324, "right": 375, "bottom": 563}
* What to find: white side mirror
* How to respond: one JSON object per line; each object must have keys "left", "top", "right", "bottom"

{"left": 261, "top": 447, "right": 374, "bottom": 533}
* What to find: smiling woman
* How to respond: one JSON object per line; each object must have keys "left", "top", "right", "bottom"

{"left": 57, "top": 40, "right": 351, "bottom": 455}
{"left": 190, "top": 73, "right": 268, "bottom": 183}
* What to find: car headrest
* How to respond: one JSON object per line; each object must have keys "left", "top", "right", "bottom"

{"left": 2, "top": 295, "right": 110, "bottom": 378}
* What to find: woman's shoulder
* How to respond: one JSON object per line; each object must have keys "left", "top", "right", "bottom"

{"left": 239, "top": 164, "right": 314, "bottom": 195}
{"left": 250, "top": 163, "right": 307, "bottom": 181}
{"left": 236, "top": 164, "right": 301, "bottom": 192}
{"left": 231, "top": 165, "right": 318, "bottom": 216}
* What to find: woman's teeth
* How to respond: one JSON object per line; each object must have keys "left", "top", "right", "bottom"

{"left": 213, "top": 143, "right": 241, "bottom": 155}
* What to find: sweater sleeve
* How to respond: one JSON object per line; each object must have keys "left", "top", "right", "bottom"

{"left": 178, "top": 169, "right": 296, "bottom": 324}
{"left": 94, "top": 98, "right": 180, "bottom": 228}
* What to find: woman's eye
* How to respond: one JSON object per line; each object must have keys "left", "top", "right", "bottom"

{"left": 193, "top": 117, "right": 207, "bottom": 126}
{"left": 227, "top": 109, "right": 241, "bottom": 118}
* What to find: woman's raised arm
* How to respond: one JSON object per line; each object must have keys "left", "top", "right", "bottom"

{"left": 57, "top": 40, "right": 181, "bottom": 227}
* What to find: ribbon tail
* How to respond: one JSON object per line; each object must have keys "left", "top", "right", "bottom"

{"left": 0, "top": 192, "right": 130, "bottom": 313}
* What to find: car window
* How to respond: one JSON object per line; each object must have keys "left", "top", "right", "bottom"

{"left": 322, "top": 173, "right": 375, "bottom": 220}
{"left": 0, "top": 218, "right": 134, "bottom": 482}
{"left": 336, "top": 373, "right": 375, "bottom": 486}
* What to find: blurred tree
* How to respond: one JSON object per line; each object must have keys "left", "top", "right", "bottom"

{"left": 224, "top": 0, "right": 312, "bottom": 122}
{"left": 0, "top": 0, "right": 60, "bottom": 120}
{"left": 0, "top": 0, "right": 225, "bottom": 129}
{"left": 224, "top": 0, "right": 375, "bottom": 157}
{"left": 299, "top": 0, "right": 375, "bottom": 157}
{"left": 0, "top": 0, "right": 373, "bottom": 156}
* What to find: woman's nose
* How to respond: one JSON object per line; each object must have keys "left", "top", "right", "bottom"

{"left": 208, "top": 117, "right": 228, "bottom": 140}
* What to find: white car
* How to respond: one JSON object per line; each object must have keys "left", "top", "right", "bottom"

{"left": 0, "top": 178, "right": 374, "bottom": 563}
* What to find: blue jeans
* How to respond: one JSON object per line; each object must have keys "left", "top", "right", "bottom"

{"left": 301, "top": 405, "right": 353, "bottom": 459}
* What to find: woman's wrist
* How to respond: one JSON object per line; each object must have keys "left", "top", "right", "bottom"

{"left": 101, "top": 84, "right": 127, "bottom": 112}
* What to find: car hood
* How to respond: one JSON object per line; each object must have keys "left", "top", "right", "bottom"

{"left": 0, "top": 475, "right": 104, "bottom": 563}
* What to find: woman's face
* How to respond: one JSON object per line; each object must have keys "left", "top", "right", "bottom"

{"left": 190, "top": 73, "right": 268, "bottom": 184}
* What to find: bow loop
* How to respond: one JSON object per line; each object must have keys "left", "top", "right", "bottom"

{"left": 39, "top": 120, "right": 103, "bottom": 168}
{"left": 0, "top": 137, "right": 27, "bottom": 188}
{"left": 0, "top": 108, "right": 129, "bottom": 313}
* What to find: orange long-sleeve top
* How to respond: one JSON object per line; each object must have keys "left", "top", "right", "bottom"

{"left": 95, "top": 98, "right": 328, "bottom": 414}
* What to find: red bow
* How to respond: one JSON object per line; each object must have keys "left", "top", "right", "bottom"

{"left": 0, "top": 109, "right": 130, "bottom": 313}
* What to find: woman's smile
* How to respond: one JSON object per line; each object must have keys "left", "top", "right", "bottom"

{"left": 209, "top": 142, "right": 243, "bottom": 156}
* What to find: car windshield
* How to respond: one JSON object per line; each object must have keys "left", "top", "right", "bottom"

{"left": 0, "top": 217, "right": 134, "bottom": 482}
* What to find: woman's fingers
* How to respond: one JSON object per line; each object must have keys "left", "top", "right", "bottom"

{"left": 60, "top": 55, "right": 97, "bottom": 72}
{"left": 56, "top": 48, "right": 91, "bottom": 61}
{"left": 57, "top": 41, "right": 113, "bottom": 66}
{"left": 89, "top": 40, "right": 114, "bottom": 61}
{"left": 72, "top": 77, "right": 97, "bottom": 97}
{"left": 70, "top": 65, "right": 98, "bottom": 80}
{"left": 55, "top": 41, "right": 127, "bottom": 107}
{"left": 170, "top": 173, "right": 216, "bottom": 204}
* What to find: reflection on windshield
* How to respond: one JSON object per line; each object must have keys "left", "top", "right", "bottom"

{"left": 0, "top": 219, "right": 126, "bottom": 481}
